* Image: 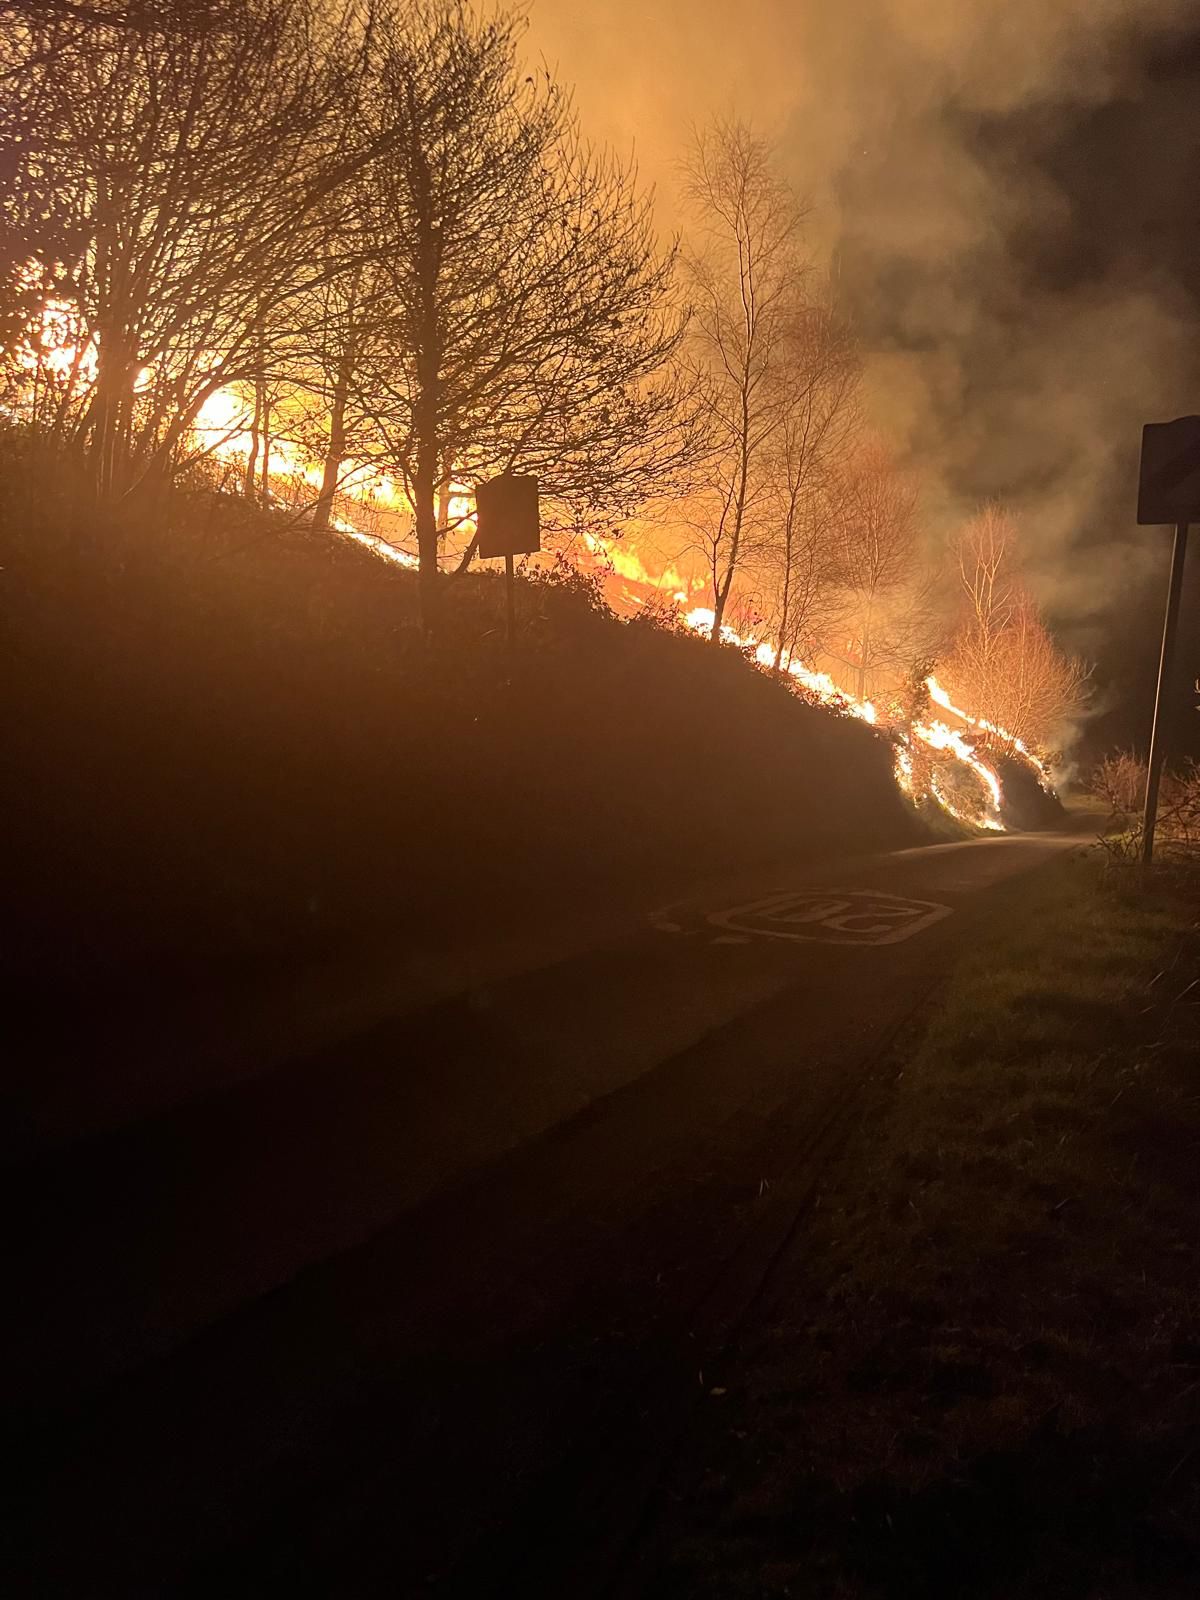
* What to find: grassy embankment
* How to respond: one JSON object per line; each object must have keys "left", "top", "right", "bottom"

{"left": 658, "top": 851, "right": 1200, "bottom": 1598}
{"left": 0, "top": 445, "right": 925, "bottom": 996}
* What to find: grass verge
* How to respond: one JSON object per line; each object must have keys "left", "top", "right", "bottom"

{"left": 655, "top": 851, "right": 1200, "bottom": 1599}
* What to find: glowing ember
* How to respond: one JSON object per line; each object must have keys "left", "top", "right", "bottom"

{"left": 893, "top": 745, "right": 915, "bottom": 796}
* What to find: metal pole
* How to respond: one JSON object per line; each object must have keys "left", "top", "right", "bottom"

{"left": 1141, "top": 521, "right": 1190, "bottom": 867}
{"left": 505, "top": 552, "right": 516, "bottom": 670}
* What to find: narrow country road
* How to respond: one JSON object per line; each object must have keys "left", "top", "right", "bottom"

{"left": 4, "top": 820, "right": 1092, "bottom": 1597}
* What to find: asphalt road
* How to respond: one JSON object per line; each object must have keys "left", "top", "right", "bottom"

{"left": 3, "top": 820, "right": 1092, "bottom": 1596}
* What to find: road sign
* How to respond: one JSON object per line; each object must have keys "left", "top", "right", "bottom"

{"left": 1137, "top": 416, "right": 1200, "bottom": 525}
{"left": 1141, "top": 521, "right": 1190, "bottom": 866}
{"left": 476, "top": 473, "right": 540, "bottom": 558}
{"left": 475, "top": 473, "right": 540, "bottom": 674}
{"left": 1136, "top": 418, "right": 1196, "bottom": 866}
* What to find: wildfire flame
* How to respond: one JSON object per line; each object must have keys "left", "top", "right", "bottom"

{"left": 680, "top": 609, "right": 1010, "bottom": 832}
{"left": 685, "top": 608, "right": 879, "bottom": 724}
{"left": 911, "top": 718, "right": 1005, "bottom": 829}
{"left": 3, "top": 301, "right": 1042, "bottom": 835}
{"left": 925, "top": 673, "right": 1053, "bottom": 787}
{"left": 583, "top": 530, "right": 700, "bottom": 604}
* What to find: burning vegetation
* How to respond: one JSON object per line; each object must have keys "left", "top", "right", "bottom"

{"left": 0, "top": 0, "right": 1088, "bottom": 836}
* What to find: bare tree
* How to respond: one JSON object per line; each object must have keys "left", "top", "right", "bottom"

{"left": 828, "top": 436, "right": 931, "bottom": 700}
{"left": 994, "top": 594, "right": 1089, "bottom": 751}
{"left": 354, "top": 1, "right": 692, "bottom": 631}
{"left": 944, "top": 505, "right": 1089, "bottom": 749}
{"left": 761, "top": 300, "right": 859, "bottom": 670}
{"left": 680, "top": 118, "right": 808, "bottom": 642}
{"left": 0, "top": 0, "right": 384, "bottom": 500}
{"left": 277, "top": 236, "right": 404, "bottom": 532}
{"left": 941, "top": 504, "right": 1019, "bottom": 729}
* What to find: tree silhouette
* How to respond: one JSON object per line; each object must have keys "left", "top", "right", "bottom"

{"left": 680, "top": 119, "right": 810, "bottom": 642}
{"left": 351, "top": 1, "right": 692, "bottom": 630}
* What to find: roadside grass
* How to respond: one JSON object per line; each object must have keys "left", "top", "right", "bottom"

{"left": 658, "top": 851, "right": 1200, "bottom": 1598}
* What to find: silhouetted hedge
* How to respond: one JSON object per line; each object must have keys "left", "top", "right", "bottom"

{"left": 996, "top": 754, "right": 1066, "bottom": 831}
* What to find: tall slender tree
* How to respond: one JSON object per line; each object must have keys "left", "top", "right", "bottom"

{"left": 762, "top": 299, "right": 859, "bottom": 670}
{"left": 680, "top": 119, "right": 809, "bottom": 642}
{"left": 829, "top": 436, "right": 930, "bottom": 701}
{"left": 945, "top": 506, "right": 1089, "bottom": 749}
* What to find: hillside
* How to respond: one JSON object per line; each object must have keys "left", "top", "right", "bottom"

{"left": 1, "top": 465, "right": 928, "bottom": 1006}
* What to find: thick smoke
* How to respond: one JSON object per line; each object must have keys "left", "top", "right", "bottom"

{"left": 530, "top": 0, "right": 1200, "bottom": 742}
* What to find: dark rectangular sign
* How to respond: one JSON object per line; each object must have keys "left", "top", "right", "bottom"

{"left": 475, "top": 473, "right": 540, "bottom": 558}
{"left": 1137, "top": 416, "right": 1200, "bottom": 525}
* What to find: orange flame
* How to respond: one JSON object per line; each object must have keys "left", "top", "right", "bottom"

{"left": 681, "top": 608, "right": 1008, "bottom": 831}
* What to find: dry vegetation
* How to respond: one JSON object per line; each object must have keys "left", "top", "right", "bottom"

{"left": 1091, "top": 750, "right": 1200, "bottom": 859}
{"left": 944, "top": 506, "right": 1090, "bottom": 756}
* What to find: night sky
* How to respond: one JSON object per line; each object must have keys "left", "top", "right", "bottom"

{"left": 832, "top": 14, "right": 1200, "bottom": 763}
{"left": 1037, "top": 24, "right": 1200, "bottom": 762}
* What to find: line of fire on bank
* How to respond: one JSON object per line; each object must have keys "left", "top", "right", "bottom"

{"left": 192, "top": 388, "right": 1057, "bottom": 834}
{"left": 6, "top": 322, "right": 1057, "bottom": 833}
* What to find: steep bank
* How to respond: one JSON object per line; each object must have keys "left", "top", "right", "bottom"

{"left": 1, "top": 478, "right": 927, "bottom": 993}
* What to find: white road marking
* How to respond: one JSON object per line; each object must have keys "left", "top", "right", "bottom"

{"left": 706, "top": 888, "right": 953, "bottom": 946}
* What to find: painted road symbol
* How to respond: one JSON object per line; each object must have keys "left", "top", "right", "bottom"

{"left": 706, "top": 888, "right": 952, "bottom": 946}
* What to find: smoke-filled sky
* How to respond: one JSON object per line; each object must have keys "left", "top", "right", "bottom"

{"left": 529, "top": 0, "right": 1200, "bottom": 758}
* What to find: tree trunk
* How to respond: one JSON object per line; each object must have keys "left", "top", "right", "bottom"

{"left": 774, "top": 522, "right": 793, "bottom": 672}
{"left": 711, "top": 571, "right": 732, "bottom": 641}
{"left": 454, "top": 533, "right": 479, "bottom": 574}
{"left": 855, "top": 594, "right": 873, "bottom": 701}
{"left": 414, "top": 453, "right": 440, "bottom": 635}
{"left": 710, "top": 365, "right": 753, "bottom": 645}
{"left": 91, "top": 324, "right": 130, "bottom": 503}
{"left": 244, "top": 302, "right": 267, "bottom": 500}
{"left": 260, "top": 398, "right": 271, "bottom": 504}
{"left": 313, "top": 366, "right": 349, "bottom": 531}
{"left": 243, "top": 378, "right": 262, "bottom": 499}
{"left": 409, "top": 119, "right": 441, "bottom": 635}
{"left": 437, "top": 476, "right": 451, "bottom": 534}
{"left": 89, "top": 210, "right": 121, "bottom": 503}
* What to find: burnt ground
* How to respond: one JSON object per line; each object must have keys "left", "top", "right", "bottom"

{"left": 0, "top": 825, "right": 1107, "bottom": 1597}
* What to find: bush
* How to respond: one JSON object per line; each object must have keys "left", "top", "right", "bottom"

{"left": 1092, "top": 751, "right": 1200, "bottom": 838}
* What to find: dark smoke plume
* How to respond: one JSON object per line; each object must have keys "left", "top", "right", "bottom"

{"left": 532, "top": 0, "right": 1200, "bottom": 753}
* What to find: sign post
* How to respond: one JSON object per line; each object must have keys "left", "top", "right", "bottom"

{"left": 1141, "top": 523, "right": 1189, "bottom": 866}
{"left": 1135, "top": 416, "right": 1200, "bottom": 866}
{"left": 504, "top": 552, "right": 517, "bottom": 670}
{"left": 475, "top": 473, "right": 540, "bottom": 669}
